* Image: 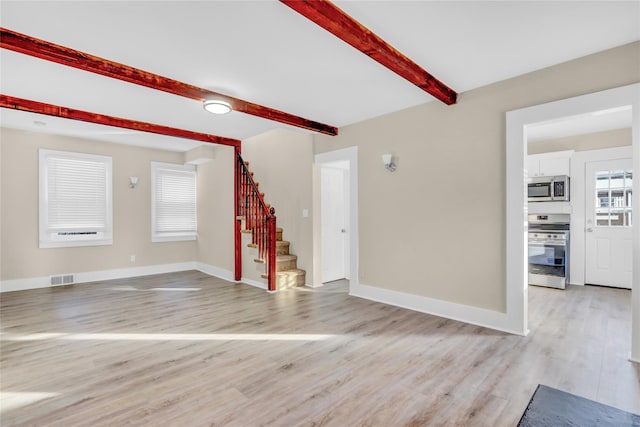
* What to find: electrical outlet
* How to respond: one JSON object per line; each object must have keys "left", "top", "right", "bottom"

{"left": 130, "top": 255, "right": 136, "bottom": 262}
{"left": 302, "top": 209, "right": 309, "bottom": 218}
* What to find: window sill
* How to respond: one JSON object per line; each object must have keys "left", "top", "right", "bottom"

{"left": 151, "top": 234, "right": 197, "bottom": 243}
{"left": 39, "top": 239, "right": 113, "bottom": 249}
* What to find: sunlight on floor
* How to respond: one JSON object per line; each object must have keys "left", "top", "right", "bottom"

{"left": 0, "top": 392, "right": 59, "bottom": 413}
{"left": 0, "top": 332, "right": 335, "bottom": 342}
{"left": 109, "top": 286, "right": 201, "bottom": 292}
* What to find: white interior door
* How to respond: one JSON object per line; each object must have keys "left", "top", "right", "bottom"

{"left": 585, "top": 158, "right": 633, "bottom": 288}
{"left": 321, "top": 167, "right": 346, "bottom": 283}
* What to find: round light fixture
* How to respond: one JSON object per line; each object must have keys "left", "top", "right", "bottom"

{"left": 203, "top": 99, "right": 232, "bottom": 115}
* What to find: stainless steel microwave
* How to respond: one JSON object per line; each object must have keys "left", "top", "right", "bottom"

{"left": 528, "top": 175, "right": 570, "bottom": 202}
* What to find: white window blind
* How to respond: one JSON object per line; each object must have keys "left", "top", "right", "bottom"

{"left": 152, "top": 162, "right": 197, "bottom": 242}
{"left": 39, "top": 149, "right": 113, "bottom": 248}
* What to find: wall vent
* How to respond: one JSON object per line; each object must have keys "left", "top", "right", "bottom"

{"left": 51, "top": 274, "right": 75, "bottom": 286}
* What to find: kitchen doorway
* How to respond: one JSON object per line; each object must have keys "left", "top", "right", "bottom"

{"left": 506, "top": 83, "right": 639, "bottom": 361}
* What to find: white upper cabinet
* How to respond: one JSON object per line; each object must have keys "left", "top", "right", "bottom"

{"left": 527, "top": 150, "right": 573, "bottom": 177}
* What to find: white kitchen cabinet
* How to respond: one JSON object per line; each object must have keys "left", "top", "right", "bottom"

{"left": 528, "top": 150, "right": 573, "bottom": 177}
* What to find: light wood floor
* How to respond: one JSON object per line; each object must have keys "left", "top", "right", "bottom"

{"left": 1, "top": 271, "right": 638, "bottom": 426}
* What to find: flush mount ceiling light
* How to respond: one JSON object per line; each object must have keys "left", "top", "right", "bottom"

{"left": 203, "top": 100, "right": 232, "bottom": 115}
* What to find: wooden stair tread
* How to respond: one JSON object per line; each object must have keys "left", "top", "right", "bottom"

{"left": 280, "top": 268, "right": 305, "bottom": 275}
{"left": 248, "top": 241, "right": 288, "bottom": 250}
{"left": 254, "top": 254, "right": 297, "bottom": 264}
{"left": 261, "top": 269, "right": 305, "bottom": 279}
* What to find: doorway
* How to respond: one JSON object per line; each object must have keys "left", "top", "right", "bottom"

{"left": 320, "top": 163, "right": 349, "bottom": 283}
{"left": 506, "top": 83, "right": 639, "bottom": 361}
{"left": 314, "top": 147, "right": 359, "bottom": 293}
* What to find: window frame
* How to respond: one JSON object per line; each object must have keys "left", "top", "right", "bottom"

{"left": 594, "top": 168, "right": 633, "bottom": 228}
{"left": 39, "top": 149, "right": 113, "bottom": 248}
{"left": 151, "top": 161, "right": 197, "bottom": 243}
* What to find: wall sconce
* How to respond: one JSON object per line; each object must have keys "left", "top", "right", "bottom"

{"left": 382, "top": 154, "right": 396, "bottom": 172}
{"left": 129, "top": 176, "right": 139, "bottom": 189}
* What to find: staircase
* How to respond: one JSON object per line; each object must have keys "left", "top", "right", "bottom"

{"left": 245, "top": 227, "right": 306, "bottom": 289}
{"left": 236, "top": 153, "right": 306, "bottom": 291}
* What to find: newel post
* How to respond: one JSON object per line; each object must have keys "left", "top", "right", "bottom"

{"left": 267, "top": 207, "right": 277, "bottom": 292}
{"left": 234, "top": 146, "right": 242, "bottom": 282}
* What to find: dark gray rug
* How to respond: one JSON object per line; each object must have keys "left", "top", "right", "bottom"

{"left": 518, "top": 384, "right": 640, "bottom": 427}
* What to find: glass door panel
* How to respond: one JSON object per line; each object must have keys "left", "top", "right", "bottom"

{"left": 594, "top": 168, "right": 632, "bottom": 227}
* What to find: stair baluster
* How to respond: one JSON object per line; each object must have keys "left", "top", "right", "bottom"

{"left": 236, "top": 153, "right": 277, "bottom": 291}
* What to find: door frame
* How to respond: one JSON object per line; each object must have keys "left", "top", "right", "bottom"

{"left": 314, "top": 147, "right": 359, "bottom": 292}
{"left": 506, "top": 83, "right": 639, "bottom": 362}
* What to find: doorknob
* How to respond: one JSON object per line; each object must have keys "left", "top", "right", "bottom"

{"left": 586, "top": 227, "right": 594, "bottom": 232}
{"left": 341, "top": 229, "right": 346, "bottom": 233}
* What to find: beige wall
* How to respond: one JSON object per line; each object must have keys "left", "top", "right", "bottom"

{"left": 314, "top": 41, "right": 640, "bottom": 312}
{"left": 0, "top": 128, "right": 196, "bottom": 280}
{"left": 195, "top": 144, "right": 235, "bottom": 272}
{"left": 2, "top": 41, "right": 638, "bottom": 308}
{"left": 528, "top": 128, "right": 631, "bottom": 155}
{"left": 241, "top": 129, "right": 314, "bottom": 283}
{"left": 0, "top": 126, "right": 309, "bottom": 285}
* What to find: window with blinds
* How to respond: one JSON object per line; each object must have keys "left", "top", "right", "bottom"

{"left": 39, "top": 149, "right": 113, "bottom": 248}
{"left": 151, "top": 162, "right": 197, "bottom": 242}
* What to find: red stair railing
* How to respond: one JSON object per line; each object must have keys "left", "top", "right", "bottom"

{"left": 235, "top": 150, "right": 277, "bottom": 291}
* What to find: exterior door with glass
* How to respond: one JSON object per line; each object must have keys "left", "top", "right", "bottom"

{"left": 585, "top": 158, "right": 633, "bottom": 288}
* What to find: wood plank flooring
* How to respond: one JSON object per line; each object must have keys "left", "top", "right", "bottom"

{"left": 1, "top": 271, "right": 638, "bottom": 426}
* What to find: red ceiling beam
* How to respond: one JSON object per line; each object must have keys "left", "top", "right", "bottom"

{"left": 0, "top": 94, "right": 241, "bottom": 147}
{"left": 0, "top": 27, "right": 338, "bottom": 136}
{"left": 280, "top": 1, "right": 457, "bottom": 105}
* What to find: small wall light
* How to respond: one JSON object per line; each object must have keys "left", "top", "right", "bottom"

{"left": 203, "top": 99, "right": 232, "bottom": 115}
{"left": 129, "top": 176, "right": 139, "bottom": 189}
{"left": 382, "top": 154, "right": 396, "bottom": 172}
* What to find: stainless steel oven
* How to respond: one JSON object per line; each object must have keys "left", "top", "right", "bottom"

{"left": 528, "top": 214, "right": 570, "bottom": 289}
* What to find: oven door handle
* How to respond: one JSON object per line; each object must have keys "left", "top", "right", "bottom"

{"left": 528, "top": 242, "right": 566, "bottom": 247}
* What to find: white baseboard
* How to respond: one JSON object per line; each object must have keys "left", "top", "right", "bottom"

{"left": 306, "top": 283, "right": 324, "bottom": 288}
{"left": 0, "top": 262, "right": 197, "bottom": 293}
{"left": 0, "top": 276, "right": 51, "bottom": 293}
{"left": 241, "top": 278, "right": 267, "bottom": 290}
{"left": 195, "top": 262, "right": 235, "bottom": 282}
{"left": 77, "top": 262, "right": 196, "bottom": 284}
{"left": 350, "top": 281, "right": 525, "bottom": 335}
{"left": 194, "top": 262, "right": 267, "bottom": 290}
{"left": 4, "top": 263, "right": 530, "bottom": 336}
{"left": 1, "top": 261, "right": 274, "bottom": 294}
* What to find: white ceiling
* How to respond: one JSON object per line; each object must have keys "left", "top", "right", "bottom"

{"left": 527, "top": 107, "right": 632, "bottom": 143}
{"left": 1, "top": 1, "right": 638, "bottom": 151}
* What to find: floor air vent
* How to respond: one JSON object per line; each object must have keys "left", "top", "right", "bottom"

{"left": 51, "top": 274, "right": 75, "bottom": 286}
